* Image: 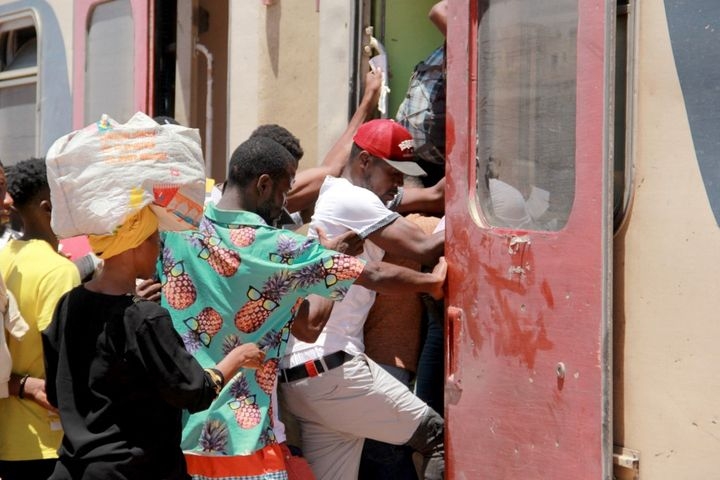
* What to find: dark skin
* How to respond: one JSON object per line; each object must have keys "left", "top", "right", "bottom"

{"left": 5, "top": 185, "right": 60, "bottom": 411}
{"left": 140, "top": 167, "right": 446, "bottom": 343}
{"left": 13, "top": 186, "right": 58, "bottom": 251}
{"left": 342, "top": 153, "right": 445, "bottom": 267}
{"left": 0, "top": 167, "right": 12, "bottom": 230}
{"left": 286, "top": 67, "right": 383, "bottom": 218}
{"left": 88, "top": 230, "right": 265, "bottom": 382}
{"left": 223, "top": 168, "right": 445, "bottom": 337}
{"left": 138, "top": 165, "right": 365, "bottom": 341}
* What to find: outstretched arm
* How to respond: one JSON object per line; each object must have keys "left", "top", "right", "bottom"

{"left": 286, "top": 68, "right": 383, "bottom": 215}
{"left": 355, "top": 256, "right": 447, "bottom": 300}
{"left": 396, "top": 178, "right": 445, "bottom": 215}
{"left": 429, "top": 0, "right": 448, "bottom": 37}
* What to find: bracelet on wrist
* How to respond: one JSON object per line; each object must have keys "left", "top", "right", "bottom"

{"left": 204, "top": 368, "right": 225, "bottom": 396}
{"left": 18, "top": 374, "right": 29, "bottom": 399}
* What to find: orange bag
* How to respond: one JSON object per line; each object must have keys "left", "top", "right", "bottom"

{"left": 280, "top": 443, "right": 316, "bottom": 480}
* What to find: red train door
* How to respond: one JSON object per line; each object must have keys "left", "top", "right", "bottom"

{"left": 444, "top": 1, "right": 613, "bottom": 478}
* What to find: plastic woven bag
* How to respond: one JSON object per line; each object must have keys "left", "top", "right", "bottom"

{"left": 46, "top": 112, "right": 206, "bottom": 238}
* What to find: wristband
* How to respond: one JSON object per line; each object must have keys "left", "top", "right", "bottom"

{"left": 18, "top": 374, "right": 29, "bottom": 399}
{"left": 205, "top": 368, "right": 225, "bottom": 396}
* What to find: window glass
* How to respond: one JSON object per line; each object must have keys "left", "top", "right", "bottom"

{"left": 85, "top": 0, "right": 134, "bottom": 124}
{"left": 0, "top": 83, "right": 36, "bottom": 164}
{"left": 0, "top": 17, "right": 37, "bottom": 165}
{"left": 476, "top": 0, "right": 578, "bottom": 231}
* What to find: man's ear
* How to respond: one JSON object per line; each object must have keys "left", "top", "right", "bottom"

{"left": 256, "top": 174, "right": 274, "bottom": 199}
{"left": 40, "top": 198, "right": 52, "bottom": 214}
{"left": 358, "top": 151, "right": 373, "bottom": 170}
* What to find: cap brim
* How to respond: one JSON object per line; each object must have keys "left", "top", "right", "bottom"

{"left": 383, "top": 158, "right": 427, "bottom": 177}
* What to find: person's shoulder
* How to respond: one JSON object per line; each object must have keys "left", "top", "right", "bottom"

{"left": 124, "top": 299, "right": 172, "bottom": 331}
{"left": 129, "top": 298, "right": 168, "bottom": 319}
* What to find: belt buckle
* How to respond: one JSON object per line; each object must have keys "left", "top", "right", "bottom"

{"left": 304, "top": 359, "right": 320, "bottom": 377}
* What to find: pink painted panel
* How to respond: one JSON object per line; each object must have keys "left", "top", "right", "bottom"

{"left": 73, "top": 0, "right": 149, "bottom": 128}
{"left": 444, "top": 1, "right": 611, "bottom": 478}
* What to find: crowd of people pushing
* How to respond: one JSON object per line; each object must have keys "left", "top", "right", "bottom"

{"left": 0, "top": 2, "right": 450, "bottom": 480}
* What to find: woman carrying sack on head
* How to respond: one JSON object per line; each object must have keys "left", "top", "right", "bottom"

{"left": 42, "top": 134, "right": 265, "bottom": 479}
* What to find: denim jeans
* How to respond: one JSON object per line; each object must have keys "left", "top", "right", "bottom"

{"left": 415, "top": 298, "right": 444, "bottom": 417}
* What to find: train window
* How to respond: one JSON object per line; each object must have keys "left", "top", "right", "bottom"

{"left": 85, "top": 0, "right": 134, "bottom": 123}
{"left": 0, "top": 14, "right": 38, "bottom": 165}
{"left": 475, "top": 1, "right": 578, "bottom": 231}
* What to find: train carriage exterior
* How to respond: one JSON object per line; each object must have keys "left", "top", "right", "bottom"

{"left": 1, "top": 0, "right": 719, "bottom": 478}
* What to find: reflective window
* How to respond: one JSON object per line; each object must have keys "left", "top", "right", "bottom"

{"left": 476, "top": 1, "right": 578, "bottom": 231}
{"left": 0, "top": 14, "right": 38, "bottom": 165}
{"left": 85, "top": 0, "right": 134, "bottom": 124}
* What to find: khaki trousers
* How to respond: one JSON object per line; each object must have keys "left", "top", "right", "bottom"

{"left": 279, "top": 354, "right": 429, "bottom": 480}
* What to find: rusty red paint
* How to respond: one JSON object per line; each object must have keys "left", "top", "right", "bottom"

{"left": 444, "top": 0, "right": 609, "bottom": 478}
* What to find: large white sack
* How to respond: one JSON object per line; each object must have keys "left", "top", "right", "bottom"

{"left": 47, "top": 112, "right": 206, "bottom": 238}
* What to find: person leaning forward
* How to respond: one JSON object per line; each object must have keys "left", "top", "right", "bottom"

{"left": 159, "top": 136, "right": 445, "bottom": 480}
{"left": 280, "top": 119, "right": 445, "bottom": 480}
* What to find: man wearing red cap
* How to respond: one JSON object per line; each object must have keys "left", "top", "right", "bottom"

{"left": 279, "top": 119, "right": 444, "bottom": 480}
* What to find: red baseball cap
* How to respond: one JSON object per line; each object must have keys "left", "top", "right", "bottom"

{"left": 353, "top": 119, "right": 427, "bottom": 176}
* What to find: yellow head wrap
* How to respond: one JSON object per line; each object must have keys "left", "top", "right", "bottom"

{"left": 88, "top": 206, "right": 158, "bottom": 260}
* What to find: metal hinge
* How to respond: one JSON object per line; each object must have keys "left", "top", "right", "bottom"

{"left": 613, "top": 445, "right": 640, "bottom": 480}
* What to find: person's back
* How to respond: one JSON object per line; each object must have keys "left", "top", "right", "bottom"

{"left": 43, "top": 291, "right": 195, "bottom": 479}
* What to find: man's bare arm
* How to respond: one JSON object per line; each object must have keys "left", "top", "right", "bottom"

{"left": 396, "top": 178, "right": 445, "bottom": 216}
{"left": 289, "top": 295, "right": 335, "bottom": 343}
{"left": 286, "top": 68, "right": 383, "bottom": 214}
{"left": 355, "top": 257, "right": 446, "bottom": 300}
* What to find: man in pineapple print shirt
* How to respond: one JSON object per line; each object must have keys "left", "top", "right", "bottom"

{"left": 159, "top": 137, "right": 445, "bottom": 480}
{"left": 279, "top": 119, "right": 446, "bottom": 480}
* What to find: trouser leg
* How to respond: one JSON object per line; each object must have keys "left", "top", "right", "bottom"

{"left": 404, "top": 408, "right": 445, "bottom": 480}
{"left": 415, "top": 298, "right": 445, "bottom": 416}
{"left": 359, "top": 363, "right": 419, "bottom": 480}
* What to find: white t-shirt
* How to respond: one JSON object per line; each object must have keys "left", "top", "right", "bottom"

{"left": 281, "top": 176, "right": 400, "bottom": 368}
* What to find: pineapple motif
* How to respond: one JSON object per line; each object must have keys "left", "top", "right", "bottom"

{"left": 259, "top": 425, "right": 276, "bottom": 446}
{"left": 180, "top": 330, "right": 202, "bottom": 354}
{"left": 234, "top": 270, "right": 292, "bottom": 333}
{"left": 234, "top": 288, "right": 278, "bottom": 333}
{"left": 291, "top": 262, "right": 326, "bottom": 290}
{"left": 228, "top": 376, "right": 261, "bottom": 429}
{"left": 161, "top": 248, "right": 197, "bottom": 310}
{"left": 268, "top": 234, "right": 304, "bottom": 264}
{"left": 230, "top": 227, "right": 256, "bottom": 247}
{"left": 254, "top": 358, "right": 278, "bottom": 395}
{"left": 222, "top": 334, "right": 243, "bottom": 355}
{"left": 184, "top": 307, "right": 223, "bottom": 347}
{"left": 321, "top": 254, "right": 364, "bottom": 287}
{"left": 199, "top": 419, "right": 230, "bottom": 454}
{"left": 258, "top": 328, "right": 284, "bottom": 356}
{"left": 191, "top": 232, "right": 240, "bottom": 277}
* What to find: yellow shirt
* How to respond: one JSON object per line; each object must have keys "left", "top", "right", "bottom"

{"left": 0, "top": 239, "right": 80, "bottom": 461}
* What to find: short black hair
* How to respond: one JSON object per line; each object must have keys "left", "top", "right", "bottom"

{"left": 226, "top": 137, "right": 295, "bottom": 188}
{"left": 7, "top": 157, "right": 48, "bottom": 208}
{"left": 153, "top": 115, "right": 180, "bottom": 125}
{"left": 249, "top": 124, "right": 304, "bottom": 162}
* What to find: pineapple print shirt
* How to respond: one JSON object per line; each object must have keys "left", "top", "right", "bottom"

{"left": 159, "top": 203, "right": 365, "bottom": 457}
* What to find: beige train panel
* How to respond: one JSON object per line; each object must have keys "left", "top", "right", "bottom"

{"left": 614, "top": 2, "right": 720, "bottom": 479}
{"left": 227, "top": 2, "right": 351, "bottom": 173}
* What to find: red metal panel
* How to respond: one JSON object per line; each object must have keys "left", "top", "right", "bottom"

{"left": 444, "top": 1, "right": 611, "bottom": 479}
